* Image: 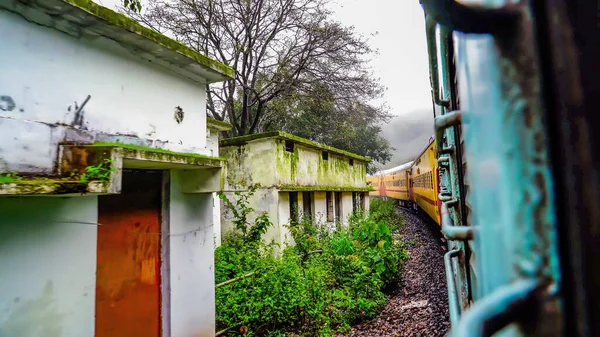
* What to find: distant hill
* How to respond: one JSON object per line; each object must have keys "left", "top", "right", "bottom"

{"left": 375, "top": 109, "right": 434, "bottom": 171}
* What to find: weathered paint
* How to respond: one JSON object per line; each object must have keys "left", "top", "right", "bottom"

{"left": 219, "top": 133, "right": 370, "bottom": 245}
{"left": 221, "top": 135, "right": 369, "bottom": 191}
{"left": 423, "top": 0, "right": 564, "bottom": 334}
{"left": 0, "top": 2, "right": 228, "bottom": 336}
{"left": 95, "top": 170, "right": 162, "bottom": 337}
{"left": 169, "top": 171, "right": 217, "bottom": 337}
{"left": 220, "top": 188, "right": 281, "bottom": 244}
{"left": 0, "top": 196, "right": 98, "bottom": 337}
{"left": 0, "top": 4, "right": 220, "bottom": 175}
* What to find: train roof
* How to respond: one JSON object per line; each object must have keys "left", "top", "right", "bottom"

{"left": 368, "top": 161, "right": 414, "bottom": 177}
{"left": 414, "top": 136, "right": 435, "bottom": 161}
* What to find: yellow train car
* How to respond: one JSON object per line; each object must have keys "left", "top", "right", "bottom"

{"left": 368, "top": 137, "right": 440, "bottom": 226}
{"left": 410, "top": 137, "right": 440, "bottom": 225}
{"left": 367, "top": 174, "right": 382, "bottom": 197}
{"left": 368, "top": 161, "right": 413, "bottom": 205}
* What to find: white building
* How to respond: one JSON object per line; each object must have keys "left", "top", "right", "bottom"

{"left": 0, "top": 1, "right": 233, "bottom": 337}
{"left": 219, "top": 131, "right": 373, "bottom": 245}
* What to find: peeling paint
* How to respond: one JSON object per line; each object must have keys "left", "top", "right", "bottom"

{"left": 0, "top": 95, "right": 15, "bottom": 111}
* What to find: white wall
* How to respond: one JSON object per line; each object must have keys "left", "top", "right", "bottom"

{"left": 169, "top": 171, "right": 216, "bottom": 337}
{"left": 313, "top": 192, "right": 328, "bottom": 225}
{"left": 0, "top": 9, "right": 210, "bottom": 174}
{"left": 220, "top": 188, "right": 280, "bottom": 244}
{"left": 341, "top": 192, "right": 354, "bottom": 226}
{"left": 208, "top": 130, "right": 221, "bottom": 247}
{"left": 0, "top": 196, "right": 98, "bottom": 337}
{"left": 277, "top": 192, "right": 293, "bottom": 245}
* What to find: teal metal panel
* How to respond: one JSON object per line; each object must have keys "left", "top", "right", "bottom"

{"left": 422, "top": 0, "right": 564, "bottom": 334}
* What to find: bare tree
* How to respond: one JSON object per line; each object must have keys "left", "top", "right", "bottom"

{"left": 129, "top": 0, "right": 386, "bottom": 136}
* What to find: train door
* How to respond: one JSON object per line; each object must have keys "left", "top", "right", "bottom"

{"left": 423, "top": 8, "right": 473, "bottom": 321}
{"left": 421, "top": 0, "right": 564, "bottom": 335}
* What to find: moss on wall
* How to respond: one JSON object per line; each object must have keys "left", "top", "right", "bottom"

{"left": 62, "top": 0, "right": 235, "bottom": 78}
{"left": 207, "top": 117, "right": 233, "bottom": 131}
{"left": 220, "top": 131, "right": 371, "bottom": 162}
{"left": 278, "top": 185, "right": 375, "bottom": 192}
{"left": 90, "top": 142, "right": 224, "bottom": 166}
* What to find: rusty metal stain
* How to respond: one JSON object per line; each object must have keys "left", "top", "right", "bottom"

{"left": 95, "top": 170, "right": 162, "bottom": 337}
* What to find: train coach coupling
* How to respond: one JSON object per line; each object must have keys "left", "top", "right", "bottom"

{"left": 441, "top": 199, "right": 475, "bottom": 241}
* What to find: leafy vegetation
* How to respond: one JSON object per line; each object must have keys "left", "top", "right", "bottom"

{"left": 215, "top": 194, "right": 407, "bottom": 336}
{"left": 75, "top": 159, "right": 116, "bottom": 184}
{"left": 0, "top": 159, "right": 115, "bottom": 185}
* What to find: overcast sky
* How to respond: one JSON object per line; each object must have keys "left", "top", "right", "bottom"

{"left": 98, "top": 0, "right": 433, "bottom": 119}
{"left": 327, "top": 0, "right": 432, "bottom": 117}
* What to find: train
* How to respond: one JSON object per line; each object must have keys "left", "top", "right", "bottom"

{"left": 367, "top": 138, "right": 441, "bottom": 225}
{"left": 370, "top": 0, "right": 600, "bottom": 336}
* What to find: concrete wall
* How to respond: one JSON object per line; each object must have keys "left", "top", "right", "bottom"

{"left": 275, "top": 140, "right": 368, "bottom": 188}
{"left": 277, "top": 192, "right": 293, "bottom": 245}
{"left": 169, "top": 171, "right": 216, "bottom": 337}
{"left": 221, "top": 138, "right": 369, "bottom": 191}
{"left": 221, "top": 139, "right": 278, "bottom": 190}
{"left": 0, "top": 196, "right": 98, "bottom": 337}
{"left": 220, "top": 137, "right": 370, "bottom": 245}
{"left": 313, "top": 192, "right": 328, "bottom": 225}
{"left": 208, "top": 129, "right": 222, "bottom": 247}
{"left": 220, "top": 188, "right": 280, "bottom": 244}
{"left": 0, "top": 8, "right": 211, "bottom": 175}
{"left": 341, "top": 192, "right": 354, "bottom": 226}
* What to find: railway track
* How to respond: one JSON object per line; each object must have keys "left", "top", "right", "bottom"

{"left": 340, "top": 208, "right": 450, "bottom": 337}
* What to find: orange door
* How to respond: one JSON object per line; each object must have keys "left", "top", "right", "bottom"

{"left": 95, "top": 170, "right": 163, "bottom": 337}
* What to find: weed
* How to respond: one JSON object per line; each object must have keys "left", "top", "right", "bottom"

{"left": 215, "top": 191, "right": 407, "bottom": 336}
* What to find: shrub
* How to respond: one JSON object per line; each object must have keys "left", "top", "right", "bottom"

{"left": 215, "top": 192, "right": 407, "bottom": 336}
{"left": 368, "top": 197, "right": 403, "bottom": 231}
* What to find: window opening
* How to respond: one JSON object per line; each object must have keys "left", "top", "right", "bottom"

{"left": 289, "top": 192, "right": 298, "bottom": 222}
{"left": 326, "top": 191, "right": 334, "bottom": 222}
{"left": 335, "top": 192, "right": 342, "bottom": 221}
{"left": 285, "top": 140, "right": 294, "bottom": 152}
{"left": 302, "top": 192, "right": 313, "bottom": 218}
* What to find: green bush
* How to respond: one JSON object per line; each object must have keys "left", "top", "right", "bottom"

{"left": 214, "top": 193, "right": 407, "bottom": 336}
{"left": 368, "top": 197, "right": 403, "bottom": 231}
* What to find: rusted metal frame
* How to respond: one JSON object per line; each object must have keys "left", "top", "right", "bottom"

{"left": 434, "top": 110, "right": 462, "bottom": 156}
{"left": 420, "top": 0, "right": 521, "bottom": 35}
{"left": 451, "top": 279, "right": 543, "bottom": 337}
{"left": 445, "top": 248, "right": 461, "bottom": 326}
{"left": 425, "top": 15, "right": 450, "bottom": 109}
{"left": 436, "top": 21, "right": 474, "bottom": 317}
{"left": 441, "top": 200, "right": 475, "bottom": 241}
